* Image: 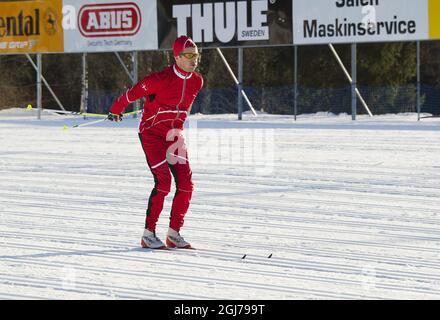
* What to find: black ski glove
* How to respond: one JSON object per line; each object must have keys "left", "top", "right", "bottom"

{"left": 108, "top": 112, "right": 123, "bottom": 122}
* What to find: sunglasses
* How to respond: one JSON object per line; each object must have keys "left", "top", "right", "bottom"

{"left": 179, "top": 52, "right": 200, "bottom": 60}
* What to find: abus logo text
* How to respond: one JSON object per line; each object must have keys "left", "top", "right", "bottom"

{"left": 78, "top": 2, "right": 141, "bottom": 37}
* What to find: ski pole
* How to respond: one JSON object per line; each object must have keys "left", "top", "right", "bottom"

{"left": 77, "top": 112, "right": 108, "bottom": 117}
{"left": 64, "top": 109, "right": 142, "bottom": 130}
{"left": 121, "top": 109, "right": 142, "bottom": 117}
{"left": 72, "top": 117, "right": 108, "bottom": 128}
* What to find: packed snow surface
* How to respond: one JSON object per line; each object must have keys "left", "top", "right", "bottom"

{"left": 0, "top": 108, "right": 439, "bottom": 299}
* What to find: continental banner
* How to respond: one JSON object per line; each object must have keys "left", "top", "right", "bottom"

{"left": 62, "top": 0, "right": 158, "bottom": 52}
{"left": 0, "top": 0, "right": 64, "bottom": 54}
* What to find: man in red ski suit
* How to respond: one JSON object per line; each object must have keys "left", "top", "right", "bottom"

{"left": 108, "top": 36, "right": 203, "bottom": 249}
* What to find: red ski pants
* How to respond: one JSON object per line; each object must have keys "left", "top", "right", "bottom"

{"left": 138, "top": 131, "right": 193, "bottom": 232}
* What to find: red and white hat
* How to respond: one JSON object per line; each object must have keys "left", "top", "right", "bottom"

{"left": 173, "top": 36, "right": 196, "bottom": 57}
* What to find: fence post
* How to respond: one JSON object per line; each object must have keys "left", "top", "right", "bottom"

{"left": 351, "top": 44, "right": 357, "bottom": 121}
{"left": 294, "top": 45, "right": 298, "bottom": 121}
{"left": 417, "top": 41, "right": 421, "bottom": 121}
{"left": 132, "top": 51, "right": 139, "bottom": 118}
{"left": 37, "top": 54, "right": 42, "bottom": 120}
{"left": 238, "top": 47, "right": 243, "bottom": 120}
{"left": 80, "top": 53, "right": 88, "bottom": 118}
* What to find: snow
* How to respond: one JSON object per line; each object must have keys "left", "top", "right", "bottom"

{"left": 0, "top": 107, "right": 439, "bottom": 299}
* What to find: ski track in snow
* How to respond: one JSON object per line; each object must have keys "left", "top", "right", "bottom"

{"left": 0, "top": 110, "right": 439, "bottom": 299}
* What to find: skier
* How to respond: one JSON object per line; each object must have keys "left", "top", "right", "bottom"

{"left": 107, "top": 36, "right": 203, "bottom": 249}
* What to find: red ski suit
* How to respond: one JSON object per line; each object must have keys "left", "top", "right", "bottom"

{"left": 110, "top": 64, "right": 203, "bottom": 232}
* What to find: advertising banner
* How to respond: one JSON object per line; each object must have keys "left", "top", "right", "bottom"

{"left": 157, "top": 0, "right": 293, "bottom": 50}
{"left": 0, "top": 0, "right": 64, "bottom": 54}
{"left": 62, "top": 0, "right": 158, "bottom": 52}
{"left": 292, "top": 0, "right": 430, "bottom": 45}
{"left": 428, "top": 0, "right": 440, "bottom": 40}
{"left": 1, "top": 0, "right": 439, "bottom": 55}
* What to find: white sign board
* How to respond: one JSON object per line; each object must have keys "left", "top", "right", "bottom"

{"left": 62, "top": 0, "right": 158, "bottom": 52}
{"left": 293, "top": 0, "right": 429, "bottom": 45}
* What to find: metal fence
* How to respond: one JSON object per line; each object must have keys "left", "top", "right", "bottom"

{"left": 82, "top": 84, "right": 440, "bottom": 117}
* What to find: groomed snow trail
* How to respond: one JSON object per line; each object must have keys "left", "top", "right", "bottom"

{"left": 0, "top": 109, "right": 439, "bottom": 299}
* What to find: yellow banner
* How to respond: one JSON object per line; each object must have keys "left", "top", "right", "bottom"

{"left": 429, "top": 0, "right": 440, "bottom": 39}
{"left": 0, "top": 0, "right": 64, "bottom": 54}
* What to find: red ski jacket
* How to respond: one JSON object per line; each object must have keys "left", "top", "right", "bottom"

{"left": 110, "top": 64, "right": 203, "bottom": 137}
